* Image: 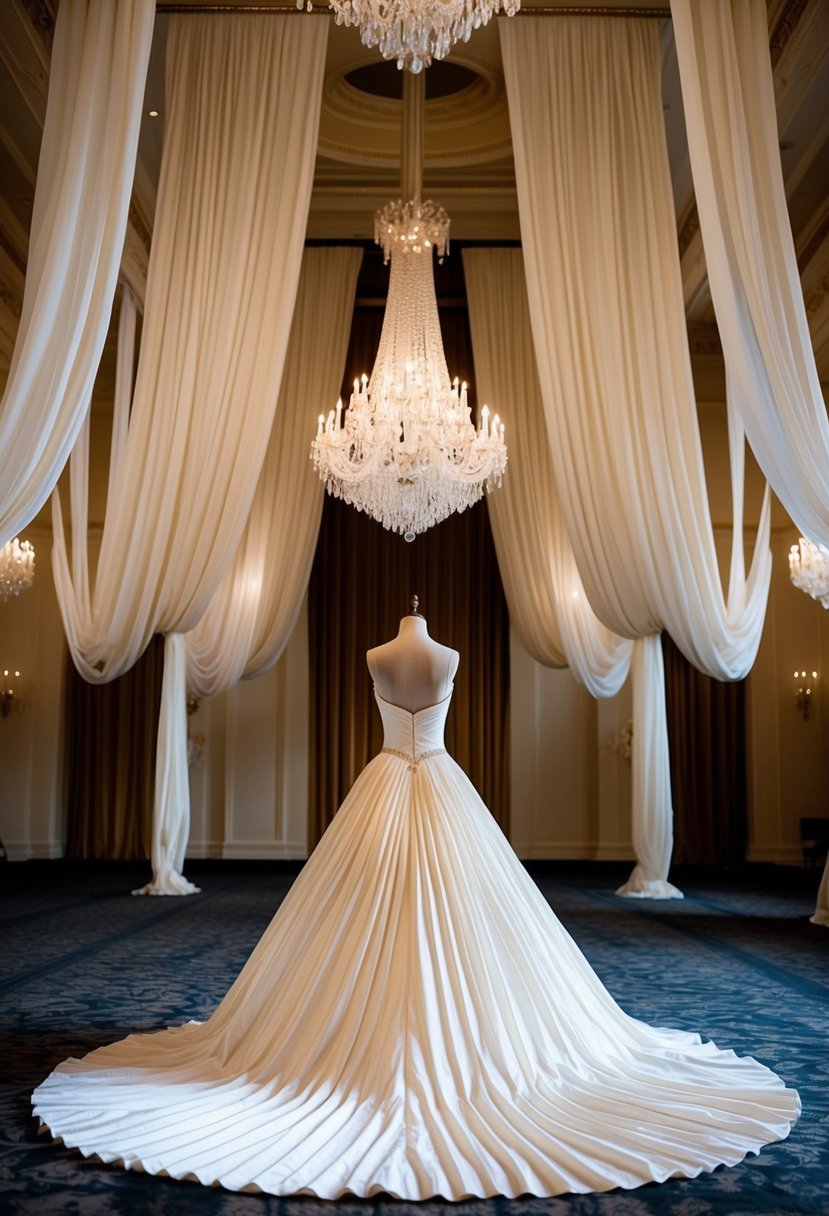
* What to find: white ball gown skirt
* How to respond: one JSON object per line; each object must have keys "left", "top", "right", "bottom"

{"left": 32, "top": 689, "right": 800, "bottom": 1199}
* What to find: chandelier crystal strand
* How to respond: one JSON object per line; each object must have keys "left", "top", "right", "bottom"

{"left": 311, "top": 197, "right": 506, "bottom": 539}
{"left": 789, "top": 536, "right": 829, "bottom": 608}
{"left": 300, "top": 0, "right": 521, "bottom": 73}
{"left": 0, "top": 537, "right": 35, "bottom": 601}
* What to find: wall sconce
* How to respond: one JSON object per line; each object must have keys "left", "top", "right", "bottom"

{"left": 794, "top": 670, "right": 818, "bottom": 720}
{"left": 1, "top": 669, "right": 21, "bottom": 718}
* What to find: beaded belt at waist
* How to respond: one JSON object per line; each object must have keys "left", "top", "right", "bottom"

{"left": 381, "top": 746, "right": 446, "bottom": 772}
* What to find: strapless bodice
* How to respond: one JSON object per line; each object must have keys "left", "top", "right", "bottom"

{"left": 374, "top": 687, "right": 452, "bottom": 759}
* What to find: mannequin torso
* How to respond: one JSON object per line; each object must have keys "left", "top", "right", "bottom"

{"left": 367, "top": 614, "right": 459, "bottom": 713}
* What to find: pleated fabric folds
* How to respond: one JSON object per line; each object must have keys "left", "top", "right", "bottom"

{"left": 671, "top": 0, "right": 829, "bottom": 550}
{"left": 500, "top": 17, "right": 772, "bottom": 896}
{"left": 0, "top": 0, "right": 153, "bottom": 546}
{"left": 51, "top": 14, "right": 332, "bottom": 893}
{"left": 33, "top": 693, "right": 799, "bottom": 1199}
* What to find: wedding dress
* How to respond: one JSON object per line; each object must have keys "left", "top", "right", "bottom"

{"left": 33, "top": 639, "right": 799, "bottom": 1199}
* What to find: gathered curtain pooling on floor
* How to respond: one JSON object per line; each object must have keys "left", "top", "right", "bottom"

{"left": 68, "top": 250, "right": 361, "bottom": 889}
{"left": 500, "top": 15, "right": 772, "bottom": 896}
{"left": 52, "top": 12, "right": 330, "bottom": 893}
{"left": 140, "top": 246, "right": 362, "bottom": 894}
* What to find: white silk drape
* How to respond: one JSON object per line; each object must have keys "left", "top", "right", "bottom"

{"left": 53, "top": 13, "right": 329, "bottom": 893}
{"left": 184, "top": 248, "right": 362, "bottom": 697}
{"left": 501, "top": 16, "right": 771, "bottom": 896}
{"left": 463, "top": 248, "right": 632, "bottom": 697}
{"left": 464, "top": 249, "right": 673, "bottom": 894}
{"left": 671, "top": 0, "right": 829, "bottom": 551}
{"left": 0, "top": 0, "right": 153, "bottom": 547}
{"left": 127, "top": 248, "right": 360, "bottom": 894}
{"left": 671, "top": 0, "right": 829, "bottom": 927}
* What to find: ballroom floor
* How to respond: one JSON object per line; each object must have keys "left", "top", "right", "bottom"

{"left": 2, "top": 859, "right": 825, "bottom": 1216}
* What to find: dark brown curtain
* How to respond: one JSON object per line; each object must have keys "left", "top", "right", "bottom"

{"left": 65, "top": 635, "right": 164, "bottom": 858}
{"left": 662, "top": 633, "right": 747, "bottom": 865}
{"left": 307, "top": 248, "right": 510, "bottom": 847}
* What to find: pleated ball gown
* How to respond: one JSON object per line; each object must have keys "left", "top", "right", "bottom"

{"left": 32, "top": 681, "right": 800, "bottom": 1198}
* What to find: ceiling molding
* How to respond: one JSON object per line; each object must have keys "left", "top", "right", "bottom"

{"left": 318, "top": 49, "right": 512, "bottom": 170}
{"left": 18, "top": 0, "right": 53, "bottom": 50}
{"left": 0, "top": 199, "right": 28, "bottom": 274}
{"left": 769, "top": 0, "right": 809, "bottom": 65}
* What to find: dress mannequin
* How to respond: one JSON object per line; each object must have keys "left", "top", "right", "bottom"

{"left": 31, "top": 602, "right": 800, "bottom": 1199}
{"left": 367, "top": 595, "right": 458, "bottom": 713}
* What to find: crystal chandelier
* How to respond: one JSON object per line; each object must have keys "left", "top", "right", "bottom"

{"left": 302, "top": 0, "right": 520, "bottom": 73}
{"left": 311, "top": 77, "right": 507, "bottom": 541}
{"left": 0, "top": 537, "right": 35, "bottom": 602}
{"left": 789, "top": 536, "right": 829, "bottom": 608}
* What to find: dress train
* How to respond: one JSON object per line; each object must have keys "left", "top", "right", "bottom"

{"left": 32, "top": 690, "right": 800, "bottom": 1198}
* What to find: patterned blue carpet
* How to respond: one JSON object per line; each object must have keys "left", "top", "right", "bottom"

{"left": 1, "top": 860, "right": 826, "bottom": 1215}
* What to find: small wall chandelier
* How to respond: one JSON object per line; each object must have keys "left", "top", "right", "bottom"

{"left": 311, "top": 75, "right": 507, "bottom": 541}
{"left": 303, "top": 0, "right": 520, "bottom": 73}
{"left": 0, "top": 537, "right": 35, "bottom": 602}
{"left": 789, "top": 536, "right": 829, "bottom": 608}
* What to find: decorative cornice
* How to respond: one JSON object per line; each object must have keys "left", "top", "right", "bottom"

{"left": 677, "top": 208, "right": 699, "bottom": 259}
{"left": 803, "top": 273, "right": 829, "bottom": 320}
{"left": 128, "top": 202, "right": 152, "bottom": 255}
{"left": 19, "top": 0, "right": 54, "bottom": 51}
{"left": 312, "top": 183, "right": 518, "bottom": 198}
{"left": 798, "top": 209, "right": 829, "bottom": 276}
{"left": 121, "top": 223, "right": 149, "bottom": 310}
{"left": 0, "top": 281, "right": 22, "bottom": 321}
{"left": 769, "top": 0, "right": 809, "bottom": 66}
{"left": 157, "top": 3, "right": 671, "bottom": 15}
{"left": 516, "top": 5, "right": 669, "bottom": 14}
{"left": 0, "top": 226, "right": 26, "bottom": 278}
{"left": 157, "top": 4, "right": 329, "bottom": 11}
{"left": 677, "top": 0, "right": 810, "bottom": 278}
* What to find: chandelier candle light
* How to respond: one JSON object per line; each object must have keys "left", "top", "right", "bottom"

{"left": 311, "top": 75, "right": 507, "bottom": 541}
{"left": 301, "top": 0, "right": 520, "bottom": 73}
{"left": 789, "top": 536, "right": 829, "bottom": 608}
{"left": 0, "top": 537, "right": 35, "bottom": 601}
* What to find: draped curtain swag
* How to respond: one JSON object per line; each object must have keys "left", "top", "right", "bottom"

{"left": 0, "top": 0, "right": 154, "bottom": 547}
{"left": 463, "top": 249, "right": 632, "bottom": 700}
{"left": 500, "top": 16, "right": 771, "bottom": 896}
{"left": 185, "top": 248, "right": 362, "bottom": 696}
{"left": 670, "top": 0, "right": 829, "bottom": 924}
{"left": 140, "top": 246, "right": 362, "bottom": 890}
{"left": 105, "top": 249, "right": 360, "bottom": 890}
{"left": 671, "top": 0, "right": 829, "bottom": 551}
{"left": 465, "top": 249, "right": 668, "bottom": 879}
{"left": 53, "top": 13, "right": 329, "bottom": 893}
{"left": 465, "top": 250, "right": 674, "bottom": 891}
